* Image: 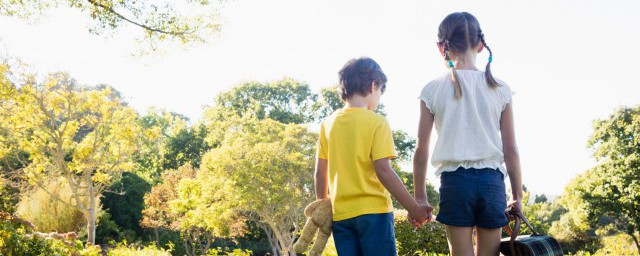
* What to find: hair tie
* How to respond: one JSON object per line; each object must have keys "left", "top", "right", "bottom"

{"left": 488, "top": 56, "right": 493, "bottom": 63}
{"left": 448, "top": 60, "right": 454, "bottom": 67}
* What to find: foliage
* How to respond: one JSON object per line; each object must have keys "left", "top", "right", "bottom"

{"left": 565, "top": 106, "right": 640, "bottom": 253}
{"left": 141, "top": 166, "right": 194, "bottom": 244}
{"left": 206, "top": 247, "right": 253, "bottom": 256}
{"left": 170, "top": 165, "right": 246, "bottom": 256}
{"left": 593, "top": 233, "right": 639, "bottom": 256}
{"left": 550, "top": 180, "right": 600, "bottom": 254}
{"left": 16, "top": 179, "right": 94, "bottom": 233}
{"left": 106, "top": 242, "right": 172, "bottom": 256}
{"left": 212, "top": 78, "right": 319, "bottom": 124}
{"left": 0, "top": 0, "right": 225, "bottom": 53}
{"left": 2, "top": 72, "right": 141, "bottom": 244}
{"left": 0, "top": 212, "right": 101, "bottom": 256}
{"left": 102, "top": 172, "right": 151, "bottom": 238}
{"left": 135, "top": 109, "right": 189, "bottom": 183}
{"left": 200, "top": 114, "right": 316, "bottom": 255}
{"left": 394, "top": 210, "right": 449, "bottom": 255}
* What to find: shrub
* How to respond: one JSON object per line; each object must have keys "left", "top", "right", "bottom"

{"left": 107, "top": 242, "right": 172, "bottom": 256}
{"left": 0, "top": 212, "right": 100, "bottom": 256}
{"left": 394, "top": 210, "right": 449, "bottom": 256}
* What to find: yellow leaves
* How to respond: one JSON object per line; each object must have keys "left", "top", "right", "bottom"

{"left": 92, "top": 172, "right": 112, "bottom": 184}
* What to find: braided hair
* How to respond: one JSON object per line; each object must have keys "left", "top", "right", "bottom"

{"left": 437, "top": 12, "right": 500, "bottom": 99}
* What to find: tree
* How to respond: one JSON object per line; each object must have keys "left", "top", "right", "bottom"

{"left": 212, "top": 78, "right": 319, "bottom": 124}
{"left": 169, "top": 165, "right": 246, "bottom": 256}
{"left": 101, "top": 172, "right": 150, "bottom": 238}
{"left": 201, "top": 116, "right": 315, "bottom": 256}
{"left": 141, "top": 166, "right": 189, "bottom": 245}
{"left": 534, "top": 194, "right": 548, "bottom": 204}
{"left": 1, "top": 72, "right": 140, "bottom": 244}
{"left": 567, "top": 106, "right": 640, "bottom": 253}
{"left": 0, "top": 0, "right": 224, "bottom": 53}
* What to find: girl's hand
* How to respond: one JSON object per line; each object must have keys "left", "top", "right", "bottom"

{"left": 506, "top": 199, "right": 523, "bottom": 221}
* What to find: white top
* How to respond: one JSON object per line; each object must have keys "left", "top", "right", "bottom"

{"left": 419, "top": 70, "right": 514, "bottom": 178}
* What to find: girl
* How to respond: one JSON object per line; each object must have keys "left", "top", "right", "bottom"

{"left": 412, "top": 12, "right": 524, "bottom": 256}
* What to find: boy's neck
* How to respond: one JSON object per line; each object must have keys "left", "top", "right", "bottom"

{"left": 345, "top": 95, "right": 371, "bottom": 109}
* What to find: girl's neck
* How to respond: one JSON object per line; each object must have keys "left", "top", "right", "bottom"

{"left": 453, "top": 50, "right": 479, "bottom": 71}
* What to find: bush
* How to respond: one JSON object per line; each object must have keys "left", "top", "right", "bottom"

{"left": 593, "top": 233, "right": 639, "bottom": 256}
{"left": 16, "top": 180, "right": 98, "bottom": 233}
{"left": 0, "top": 212, "right": 101, "bottom": 256}
{"left": 394, "top": 210, "right": 449, "bottom": 256}
{"left": 107, "top": 242, "right": 172, "bottom": 256}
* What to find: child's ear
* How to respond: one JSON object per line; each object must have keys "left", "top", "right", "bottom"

{"left": 370, "top": 81, "right": 377, "bottom": 93}
{"left": 477, "top": 43, "right": 484, "bottom": 53}
{"left": 437, "top": 42, "right": 445, "bottom": 57}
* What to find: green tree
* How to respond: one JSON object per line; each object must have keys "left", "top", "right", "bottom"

{"left": 0, "top": 0, "right": 224, "bottom": 53}
{"left": 169, "top": 165, "right": 246, "bottom": 256}
{"left": 201, "top": 116, "right": 315, "bottom": 256}
{"left": 534, "top": 194, "right": 548, "bottom": 204}
{"left": 101, "top": 172, "right": 151, "bottom": 239}
{"left": 1, "top": 72, "right": 140, "bottom": 244}
{"left": 567, "top": 106, "right": 640, "bottom": 253}
{"left": 212, "top": 78, "right": 319, "bottom": 124}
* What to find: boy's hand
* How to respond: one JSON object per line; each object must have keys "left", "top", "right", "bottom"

{"left": 408, "top": 202, "right": 434, "bottom": 228}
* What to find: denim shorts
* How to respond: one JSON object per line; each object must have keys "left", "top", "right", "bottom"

{"left": 435, "top": 167, "right": 509, "bottom": 229}
{"left": 332, "top": 212, "right": 396, "bottom": 256}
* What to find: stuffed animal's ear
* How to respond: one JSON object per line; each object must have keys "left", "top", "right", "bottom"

{"left": 304, "top": 199, "right": 324, "bottom": 217}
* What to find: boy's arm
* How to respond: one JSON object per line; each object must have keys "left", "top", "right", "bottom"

{"left": 500, "top": 103, "right": 523, "bottom": 211}
{"left": 413, "top": 100, "right": 434, "bottom": 204}
{"left": 373, "top": 158, "right": 428, "bottom": 223}
{"left": 315, "top": 158, "right": 329, "bottom": 200}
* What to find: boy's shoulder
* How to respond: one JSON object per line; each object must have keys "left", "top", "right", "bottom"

{"left": 322, "top": 108, "right": 387, "bottom": 126}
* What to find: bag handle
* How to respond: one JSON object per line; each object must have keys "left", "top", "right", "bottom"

{"left": 504, "top": 207, "right": 538, "bottom": 256}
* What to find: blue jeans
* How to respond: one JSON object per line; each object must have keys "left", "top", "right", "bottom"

{"left": 332, "top": 212, "right": 396, "bottom": 256}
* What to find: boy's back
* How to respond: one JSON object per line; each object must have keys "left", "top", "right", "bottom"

{"left": 318, "top": 107, "right": 396, "bottom": 221}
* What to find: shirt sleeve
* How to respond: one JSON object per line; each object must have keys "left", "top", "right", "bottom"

{"left": 498, "top": 82, "right": 515, "bottom": 111}
{"left": 418, "top": 83, "right": 436, "bottom": 114}
{"left": 371, "top": 118, "right": 398, "bottom": 161}
{"left": 316, "top": 121, "right": 328, "bottom": 159}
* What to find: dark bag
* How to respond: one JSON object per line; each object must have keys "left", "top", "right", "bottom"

{"left": 499, "top": 208, "right": 563, "bottom": 256}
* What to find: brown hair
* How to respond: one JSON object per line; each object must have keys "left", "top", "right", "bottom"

{"left": 437, "top": 12, "right": 500, "bottom": 99}
{"left": 338, "top": 57, "right": 387, "bottom": 101}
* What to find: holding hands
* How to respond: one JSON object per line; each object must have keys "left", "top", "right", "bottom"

{"left": 408, "top": 200, "right": 434, "bottom": 229}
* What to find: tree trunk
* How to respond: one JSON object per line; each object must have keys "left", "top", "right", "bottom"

{"left": 261, "top": 224, "right": 279, "bottom": 256}
{"left": 154, "top": 227, "right": 160, "bottom": 244}
{"left": 87, "top": 182, "right": 97, "bottom": 245}
{"left": 631, "top": 232, "right": 640, "bottom": 255}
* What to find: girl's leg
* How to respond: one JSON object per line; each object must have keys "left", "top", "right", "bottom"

{"left": 475, "top": 227, "right": 502, "bottom": 256}
{"left": 445, "top": 225, "right": 474, "bottom": 256}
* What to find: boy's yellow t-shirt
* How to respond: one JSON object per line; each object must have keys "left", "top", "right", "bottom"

{"left": 317, "top": 107, "right": 397, "bottom": 221}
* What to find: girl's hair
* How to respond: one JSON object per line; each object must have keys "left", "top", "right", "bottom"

{"left": 437, "top": 12, "right": 500, "bottom": 99}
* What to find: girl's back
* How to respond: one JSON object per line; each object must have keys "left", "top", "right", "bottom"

{"left": 420, "top": 70, "right": 513, "bottom": 177}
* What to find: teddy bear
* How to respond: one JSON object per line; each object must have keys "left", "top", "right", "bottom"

{"left": 293, "top": 198, "right": 333, "bottom": 256}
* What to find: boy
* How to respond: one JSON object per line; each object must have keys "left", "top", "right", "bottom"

{"left": 315, "top": 57, "right": 432, "bottom": 255}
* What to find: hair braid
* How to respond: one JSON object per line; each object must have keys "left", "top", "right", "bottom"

{"left": 479, "top": 32, "right": 499, "bottom": 88}
{"left": 444, "top": 40, "right": 462, "bottom": 99}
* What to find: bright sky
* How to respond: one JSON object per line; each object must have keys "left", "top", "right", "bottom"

{"left": 1, "top": 0, "right": 639, "bottom": 197}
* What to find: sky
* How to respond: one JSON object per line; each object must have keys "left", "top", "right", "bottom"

{"left": 1, "top": 0, "right": 639, "bottom": 197}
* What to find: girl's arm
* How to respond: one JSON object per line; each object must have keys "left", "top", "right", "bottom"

{"left": 500, "top": 103, "right": 524, "bottom": 210}
{"left": 413, "top": 100, "right": 435, "bottom": 204}
{"left": 315, "top": 158, "right": 329, "bottom": 199}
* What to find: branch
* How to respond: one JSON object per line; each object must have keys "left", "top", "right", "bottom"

{"left": 85, "top": 0, "right": 193, "bottom": 36}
